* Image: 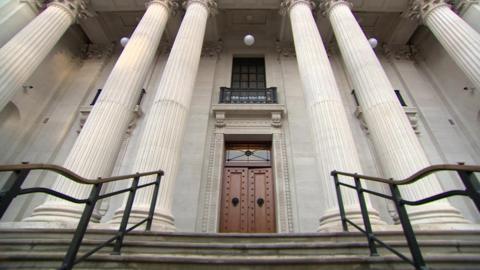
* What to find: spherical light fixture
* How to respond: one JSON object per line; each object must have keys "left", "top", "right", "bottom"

{"left": 243, "top": 34, "right": 255, "bottom": 46}
{"left": 368, "top": 38, "right": 378, "bottom": 49}
{"left": 120, "top": 37, "right": 130, "bottom": 47}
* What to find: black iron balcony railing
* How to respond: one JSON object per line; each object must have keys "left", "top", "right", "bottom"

{"left": 219, "top": 87, "right": 277, "bottom": 104}
{"left": 332, "top": 164, "right": 480, "bottom": 270}
{"left": 0, "top": 163, "right": 164, "bottom": 270}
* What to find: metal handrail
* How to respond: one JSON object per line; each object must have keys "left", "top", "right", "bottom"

{"left": 332, "top": 164, "right": 480, "bottom": 270}
{"left": 0, "top": 163, "right": 164, "bottom": 270}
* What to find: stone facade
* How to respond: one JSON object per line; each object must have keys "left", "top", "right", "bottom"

{"left": 0, "top": 0, "right": 479, "bottom": 232}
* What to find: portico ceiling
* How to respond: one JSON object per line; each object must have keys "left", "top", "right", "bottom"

{"left": 82, "top": 0, "right": 416, "bottom": 47}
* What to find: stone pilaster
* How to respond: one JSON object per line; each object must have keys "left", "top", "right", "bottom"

{"left": 0, "top": 0, "right": 91, "bottom": 111}
{"left": 281, "top": 0, "right": 384, "bottom": 230}
{"left": 26, "top": 0, "right": 176, "bottom": 223}
{"left": 324, "top": 0, "right": 468, "bottom": 224}
{"left": 112, "top": 0, "right": 217, "bottom": 231}
{"left": 406, "top": 0, "right": 480, "bottom": 90}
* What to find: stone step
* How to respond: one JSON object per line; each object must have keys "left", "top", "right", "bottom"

{"left": 1, "top": 228, "right": 479, "bottom": 243}
{"left": 1, "top": 252, "right": 480, "bottom": 270}
{"left": 0, "top": 238, "right": 479, "bottom": 256}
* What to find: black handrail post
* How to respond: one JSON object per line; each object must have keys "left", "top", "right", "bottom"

{"left": 457, "top": 170, "right": 480, "bottom": 212}
{"left": 332, "top": 171, "right": 348, "bottom": 231}
{"left": 389, "top": 184, "right": 427, "bottom": 270}
{"left": 146, "top": 173, "right": 162, "bottom": 231}
{"left": 60, "top": 183, "right": 103, "bottom": 270}
{"left": 354, "top": 175, "right": 378, "bottom": 256}
{"left": 0, "top": 169, "right": 30, "bottom": 219}
{"left": 112, "top": 175, "right": 140, "bottom": 255}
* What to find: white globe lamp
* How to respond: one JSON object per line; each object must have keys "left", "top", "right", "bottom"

{"left": 243, "top": 34, "right": 255, "bottom": 46}
{"left": 368, "top": 38, "right": 378, "bottom": 49}
{"left": 120, "top": 37, "right": 130, "bottom": 48}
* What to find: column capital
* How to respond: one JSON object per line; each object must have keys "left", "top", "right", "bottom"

{"left": 279, "top": 0, "right": 315, "bottom": 16}
{"left": 41, "top": 0, "right": 93, "bottom": 20}
{"left": 147, "top": 0, "right": 180, "bottom": 14}
{"left": 405, "top": 0, "right": 450, "bottom": 21}
{"left": 318, "top": 0, "right": 352, "bottom": 16}
{"left": 182, "top": 0, "right": 217, "bottom": 16}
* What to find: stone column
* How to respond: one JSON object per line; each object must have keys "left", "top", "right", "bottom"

{"left": 0, "top": 0, "right": 88, "bottom": 111}
{"left": 323, "top": 0, "right": 468, "bottom": 224}
{"left": 112, "top": 0, "right": 217, "bottom": 231}
{"left": 407, "top": 0, "right": 480, "bottom": 90}
{"left": 26, "top": 0, "right": 176, "bottom": 223}
{"left": 280, "top": 0, "right": 384, "bottom": 230}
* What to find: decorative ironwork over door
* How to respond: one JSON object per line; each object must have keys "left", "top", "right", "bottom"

{"left": 220, "top": 167, "right": 276, "bottom": 233}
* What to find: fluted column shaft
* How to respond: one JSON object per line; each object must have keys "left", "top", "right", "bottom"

{"left": 284, "top": 0, "right": 383, "bottom": 230}
{"left": 116, "top": 0, "right": 213, "bottom": 231}
{"left": 327, "top": 1, "right": 467, "bottom": 224}
{"left": 27, "top": 1, "right": 172, "bottom": 223}
{"left": 0, "top": 2, "right": 76, "bottom": 111}
{"left": 422, "top": 3, "right": 480, "bottom": 90}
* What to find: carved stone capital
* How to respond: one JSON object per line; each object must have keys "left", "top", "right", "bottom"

{"left": 382, "top": 44, "right": 418, "bottom": 60}
{"left": 82, "top": 43, "right": 115, "bottom": 59}
{"left": 183, "top": 0, "right": 217, "bottom": 16}
{"left": 148, "top": 0, "right": 180, "bottom": 15}
{"left": 201, "top": 40, "right": 223, "bottom": 57}
{"left": 275, "top": 41, "right": 296, "bottom": 57}
{"left": 42, "top": 0, "right": 94, "bottom": 20}
{"left": 405, "top": 0, "right": 450, "bottom": 21}
{"left": 318, "top": 0, "right": 352, "bottom": 16}
{"left": 280, "top": 0, "right": 315, "bottom": 16}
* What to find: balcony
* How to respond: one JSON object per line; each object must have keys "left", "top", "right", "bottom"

{"left": 219, "top": 87, "right": 278, "bottom": 104}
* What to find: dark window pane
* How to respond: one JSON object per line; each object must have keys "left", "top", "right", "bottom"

{"left": 258, "top": 74, "right": 265, "bottom": 82}
{"left": 232, "top": 74, "right": 240, "bottom": 82}
{"left": 232, "top": 82, "right": 240, "bottom": 88}
{"left": 249, "top": 74, "right": 257, "bottom": 81}
{"left": 249, "top": 65, "right": 256, "bottom": 73}
{"left": 241, "top": 74, "right": 249, "bottom": 81}
{"left": 258, "top": 82, "right": 265, "bottom": 88}
{"left": 241, "top": 82, "right": 249, "bottom": 88}
{"left": 241, "top": 65, "right": 249, "bottom": 73}
{"left": 249, "top": 82, "right": 257, "bottom": 88}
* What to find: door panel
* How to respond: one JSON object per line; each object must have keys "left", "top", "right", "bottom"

{"left": 220, "top": 167, "right": 275, "bottom": 233}
{"left": 250, "top": 168, "right": 275, "bottom": 233}
{"left": 220, "top": 168, "right": 248, "bottom": 233}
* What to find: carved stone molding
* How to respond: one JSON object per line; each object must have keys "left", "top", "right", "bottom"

{"left": 212, "top": 104, "right": 286, "bottom": 128}
{"left": 456, "top": 0, "right": 480, "bottom": 14}
{"left": 405, "top": 0, "right": 451, "bottom": 21}
{"left": 182, "top": 0, "right": 217, "bottom": 16}
{"left": 354, "top": 106, "right": 420, "bottom": 134}
{"left": 78, "top": 105, "right": 143, "bottom": 135}
{"left": 280, "top": 0, "right": 315, "bottom": 16}
{"left": 382, "top": 44, "right": 419, "bottom": 60}
{"left": 275, "top": 41, "right": 296, "bottom": 58}
{"left": 318, "top": 0, "right": 352, "bottom": 16}
{"left": 201, "top": 41, "right": 223, "bottom": 57}
{"left": 81, "top": 43, "right": 114, "bottom": 59}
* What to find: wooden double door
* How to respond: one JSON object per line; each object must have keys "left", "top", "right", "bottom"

{"left": 220, "top": 167, "right": 276, "bottom": 233}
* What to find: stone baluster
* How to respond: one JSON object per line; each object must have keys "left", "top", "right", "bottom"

{"left": 112, "top": 0, "right": 217, "bottom": 231}
{"left": 322, "top": 0, "right": 468, "bottom": 224}
{"left": 26, "top": 0, "right": 176, "bottom": 223}
{"left": 280, "top": 0, "right": 384, "bottom": 230}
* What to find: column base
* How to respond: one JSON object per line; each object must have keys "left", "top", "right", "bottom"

{"left": 23, "top": 201, "right": 101, "bottom": 224}
{"left": 399, "top": 203, "right": 470, "bottom": 225}
{"left": 318, "top": 206, "right": 386, "bottom": 232}
{"left": 110, "top": 205, "right": 176, "bottom": 232}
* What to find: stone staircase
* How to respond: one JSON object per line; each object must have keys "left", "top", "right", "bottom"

{"left": 0, "top": 228, "right": 479, "bottom": 269}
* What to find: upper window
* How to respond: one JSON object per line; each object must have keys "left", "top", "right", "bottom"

{"left": 231, "top": 58, "right": 266, "bottom": 89}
